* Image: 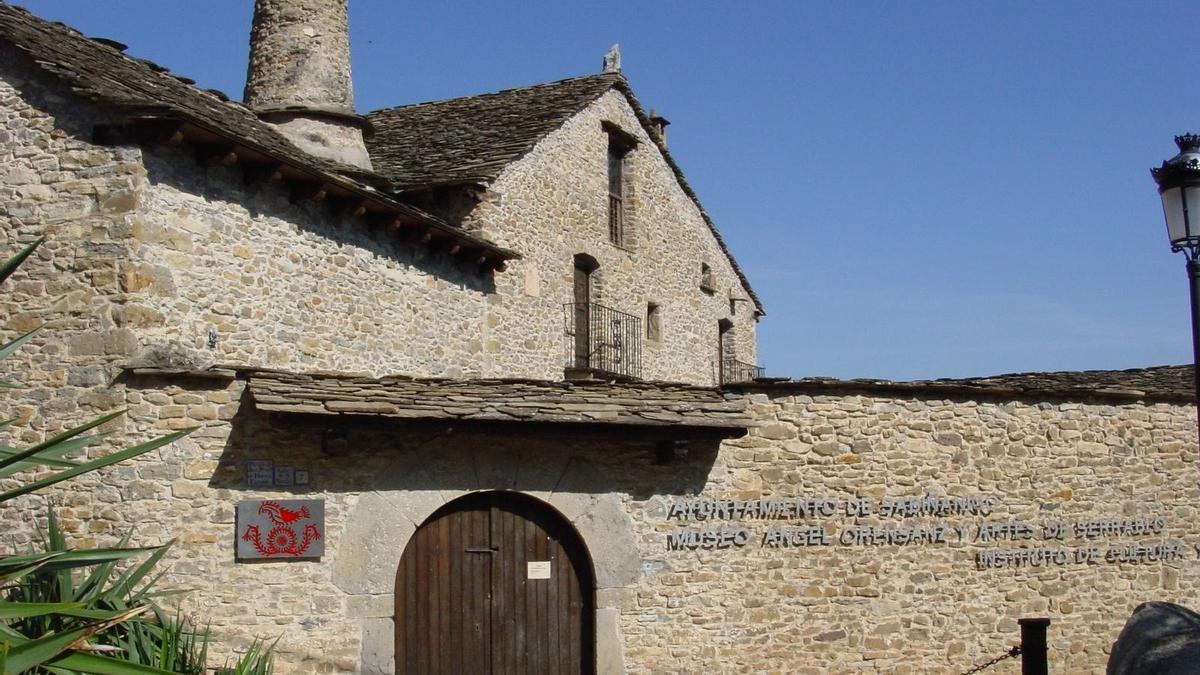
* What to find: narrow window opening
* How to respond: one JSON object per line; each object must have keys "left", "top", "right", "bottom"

{"left": 646, "top": 303, "right": 661, "bottom": 342}
{"left": 608, "top": 144, "right": 626, "bottom": 246}
{"left": 700, "top": 263, "right": 715, "bottom": 292}
{"left": 603, "top": 122, "right": 637, "bottom": 248}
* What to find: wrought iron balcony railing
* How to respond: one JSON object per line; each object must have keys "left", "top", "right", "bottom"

{"left": 720, "top": 358, "right": 764, "bottom": 385}
{"left": 563, "top": 302, "right": 642, "bottom": 380}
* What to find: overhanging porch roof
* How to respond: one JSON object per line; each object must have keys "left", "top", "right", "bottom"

{"left": 244, "top": 371, "right": 752, "bottom": 439}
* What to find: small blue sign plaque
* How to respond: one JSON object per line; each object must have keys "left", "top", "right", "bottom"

{"left": 245, "top": 460, "right": 274, "bottom": 488}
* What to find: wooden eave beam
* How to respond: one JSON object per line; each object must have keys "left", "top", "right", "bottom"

{"left": 122, "top": 116, "right": 519, "bottom": 271}
{"left": 243, "top": 162, "right": 285, "bottom": 187}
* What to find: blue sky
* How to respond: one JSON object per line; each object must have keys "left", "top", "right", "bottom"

{"left": 16, "top": 1, "right": 1200, "bottom": 380}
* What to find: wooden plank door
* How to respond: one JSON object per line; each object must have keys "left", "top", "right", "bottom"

{"left": 573, "top": 263, "right": 592, "bottom": 369}
{"left": 396, "top": 491, "right": 594, "bottom": 675}
{"left": 395, "top": 493, "right": 492, "bottom": 673}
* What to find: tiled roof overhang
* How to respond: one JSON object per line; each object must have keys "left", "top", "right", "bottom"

{"left": 728, "top": 365, "right": 1195, "bottom": 405}
{"left": 245, "top": 371, "right": 752, "bottom": 439}
{"left": 0, "top": 4, "right": 518, "bottom": 271}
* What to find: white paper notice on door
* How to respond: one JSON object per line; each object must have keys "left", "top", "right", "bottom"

{"left": 527, "top": 561, "right": 552, "bottom": 579}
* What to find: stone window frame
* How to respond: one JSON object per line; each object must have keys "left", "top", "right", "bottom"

{"left": 601, "top": 121, "right": 638, "bottom": 251}
{"left": 699, "top": 262, "right": 716, "bottom": 294}
{"left": 646, "top": 301, "right": 662, "bottom": 343}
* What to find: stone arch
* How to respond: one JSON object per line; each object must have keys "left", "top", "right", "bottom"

{"left": 395, "top": 490, "right": 596, "bottom": 672}
{"left": 336, "top": 453, "right": 636, "bottom": 673}
{"left": 573, "top": 252, "right": 602, "bottom": 302}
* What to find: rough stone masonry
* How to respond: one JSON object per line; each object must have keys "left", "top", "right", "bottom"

{"left": 1, "top": 1, "right": 1197, "bottom": 673}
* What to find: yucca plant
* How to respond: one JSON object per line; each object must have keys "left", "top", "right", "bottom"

{"left": 0, "top": 238, "right": 258, "bottom": 674}
{"left": 216, "top": 637, "right": 276, "bottom": 675}
{"left": 5, "top": 509, "right": 214, "bottom": 674}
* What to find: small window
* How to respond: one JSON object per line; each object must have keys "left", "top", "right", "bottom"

{"left": 700, "top": 263, "right": 715, "bottom": 292}
{"left": 608, "top": 143, "right": 625, "bottom": 245}
{"left": 602, "top": 121, "right": 637, "bottom": 248}
{"left": 646, "top": 303, "right": 661, "bottom": 342}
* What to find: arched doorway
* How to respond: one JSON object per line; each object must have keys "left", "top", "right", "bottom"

{"left": 395, "top": 491, "right": 595, "bottom": 674}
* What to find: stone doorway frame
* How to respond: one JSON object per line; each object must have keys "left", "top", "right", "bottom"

{"left": 335, "top": 460, "right": 639, "bottom": 675}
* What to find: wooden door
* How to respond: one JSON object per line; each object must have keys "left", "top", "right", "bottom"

{"left": 573, "top": 263, "right": 592, "bottom": 369}
{"left": 395, "top": 491, "right": 594, "bottom": 674}
{"left": 717, "top": 319, "right": 733, "bottom": 384}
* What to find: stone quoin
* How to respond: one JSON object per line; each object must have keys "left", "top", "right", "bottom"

{"left": 0, "top": 1, "right": 1197, "bottom": 673}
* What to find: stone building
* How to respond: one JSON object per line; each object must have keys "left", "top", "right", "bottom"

{"left": 1, "top": 1, "right": 1198, "bottom": 673}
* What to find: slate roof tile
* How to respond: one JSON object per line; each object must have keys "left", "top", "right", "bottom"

{"left": 366, "top": 74, "right": 765, "bottom": 314}
{"left": 366, "top": 74, "right": 623, "bottom": 189}
{"left": 734, "top": 365, "right": 1195, "bottom": 404}
{"left": 244, "top": 370, "right": 753, "bottom": 432}
{"left": 0, "top": 3, "right": 516, "bottom": 261}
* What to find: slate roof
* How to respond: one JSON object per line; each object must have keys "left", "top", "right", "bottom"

{"left": 733, "top": 365, "right": 1195, "bottom": 404}
{"left": 243, "top": 370, "right": 751, "bottom": 433}
{"left": 367, "top": 74, "right": 765, "bottom": 314}
{"left": 0, "top": 3, "right": 516, "bottom": 262}
{"left": 0, "top": 3, "right": 354, "bottom": 176}
{"left": 366, "top": 74, "right": 622, "bottom": 189}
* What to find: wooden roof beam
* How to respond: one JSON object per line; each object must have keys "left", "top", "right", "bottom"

{"left": 243, "top": 161, "right": 285, "bottom": 187}
{"left": 197, "top": 144, "right": 238, "bottom": 167}
{"left": 290, "top": 182, "right": 328, "bottom": 204}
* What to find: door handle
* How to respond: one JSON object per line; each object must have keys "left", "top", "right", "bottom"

{"left": 465, "top": 547, "right": 497, "bottom": 554}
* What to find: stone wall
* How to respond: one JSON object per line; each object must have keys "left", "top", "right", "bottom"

{"left": 622, "top": 389, "right": 1199, "bottom": 673}
{"left": 0, "top": 43, "right": 148, "bottom": 453}
{"left": 464, "top": 89, "right": 760, "bottom": 385}
{"left": 3, "top": 51, "right": 757, "bottom": 389}
{"left": 7, "top": 24, "right": 1193, "bottom": 675}
{"left": 129, "top": 145, "right": 495, "bottom": 378}
{"left": 9, "top": 355, "right": 1195, "bottom": 673}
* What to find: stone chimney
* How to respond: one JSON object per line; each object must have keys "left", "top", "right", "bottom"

{"left": 648, "top": 109, "right": 670, "bottom": 147}
{"left": 244, "top": 0, "right": 372, "bottom": 171}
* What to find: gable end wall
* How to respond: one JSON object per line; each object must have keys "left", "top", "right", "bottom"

{"left": 467, "top": 89, "right": 758, "bottom": 385}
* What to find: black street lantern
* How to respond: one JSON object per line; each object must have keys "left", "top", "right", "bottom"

{"left": 1151, "top": 133, "right": 1200, "bottom": 443}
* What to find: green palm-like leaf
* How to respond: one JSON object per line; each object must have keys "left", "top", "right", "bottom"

{"left": 0, "top": 326, "right": 43, "bottom": 368}
{"left": 2, "top": 605, "right": 146, "bottom": 674}
{"left": 0, "top": 548, "right": 158, "bottom": 583}
{"left": 0, "top": 602, "right": 85, "bottom": 620}
{"left": 48, "top": 649, "right": 181, "bottom": 675}
{"left": 0, "top": 429, "right": 192, "bottom": 503}
{"left": 0, "top": 410, "right": 124, "bottom": 476}
{"left": 0, "top": 239, "right": 41, "bottom": 286}
{"left": 103, "top": 543, "right": 172, "bottom": 604}
{"left": 0, "top": 432, "right": 112, "bottom": 480}
{"left": 3, "top": 622, "right": 110, "bottom": 674}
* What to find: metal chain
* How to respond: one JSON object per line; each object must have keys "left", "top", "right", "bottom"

{"left": 960, "top": 645, "right": 1022, "bottom": 675}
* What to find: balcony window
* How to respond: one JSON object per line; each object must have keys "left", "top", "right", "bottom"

{"left": 563, "top": 302, "right": 642, "bottom": 380}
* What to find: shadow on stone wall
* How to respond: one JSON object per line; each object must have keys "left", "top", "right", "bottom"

{"left": 141, "top": 148, "right": 496, "bottom": 292}
{"left": 209, "top": 394, "right": 720, "bottom": 500}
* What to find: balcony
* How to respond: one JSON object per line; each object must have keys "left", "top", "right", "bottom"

{"left": 720, "top": 358, "right": 764, "bottom": 385}
{"left": 563, "top": 302, "right": 642, "bottom": 381}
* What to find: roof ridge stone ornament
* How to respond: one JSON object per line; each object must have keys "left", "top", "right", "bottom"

{"left": 603, "top": 44, "right": 621, "bottom": 73}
